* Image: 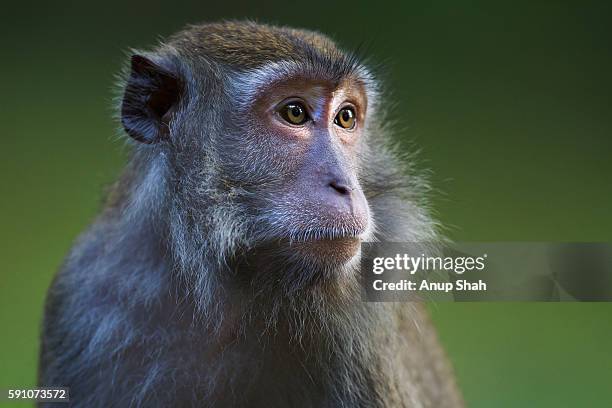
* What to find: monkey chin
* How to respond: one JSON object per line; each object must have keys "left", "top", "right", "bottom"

{"left": 291, "top": 236, "right": 362, "bottom": 268}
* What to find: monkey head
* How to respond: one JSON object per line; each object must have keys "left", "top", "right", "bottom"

{"left": 119, "top": 22, "right": 433, "bottom": 290}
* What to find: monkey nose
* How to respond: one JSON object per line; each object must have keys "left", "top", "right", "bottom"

{"left": 323, "top": 178, "right": 369, "bottom": 226}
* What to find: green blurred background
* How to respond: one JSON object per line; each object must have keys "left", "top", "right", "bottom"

{"left": 1, "top": 1, "right": 611, "bottom": 406}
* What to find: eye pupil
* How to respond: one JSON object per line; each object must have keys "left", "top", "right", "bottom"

{"left": 291, "top": 106, "right": 302, "bottom": 117}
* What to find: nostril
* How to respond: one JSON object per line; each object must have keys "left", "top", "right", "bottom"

{"left": 329, "top": 180, "right": 352, "bottom": 196}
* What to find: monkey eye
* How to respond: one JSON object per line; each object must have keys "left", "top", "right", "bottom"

{"left": 279, "top": 102, "right": 309, "bottom": 125}
{"left": 334, "top": 107, "right": 356, "bottom": 130}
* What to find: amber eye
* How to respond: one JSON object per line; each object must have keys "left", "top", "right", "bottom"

{"left": 334, "top": 107, "right": 356, "bottom": 130}
{"left": 279, "top": 102, "right": 309, "bottom": 125}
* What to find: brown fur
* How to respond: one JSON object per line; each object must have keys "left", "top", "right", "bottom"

{"left": 170, "top": 21, "right": 341, "bottom": 68}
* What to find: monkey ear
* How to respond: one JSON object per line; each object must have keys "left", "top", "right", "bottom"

{"left": 121, "top": 54, "right": 181, "bottom": 144}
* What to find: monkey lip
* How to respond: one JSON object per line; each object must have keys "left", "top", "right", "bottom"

{"left": 290, "top": 226, "right": 365, "bottom": 242}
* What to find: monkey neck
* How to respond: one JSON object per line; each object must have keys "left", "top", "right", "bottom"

{"left": 214, "top": 250, "right": 400, "bottom": 380}
{"left": 197, "top": 274, "right": 401, "bottom": 405}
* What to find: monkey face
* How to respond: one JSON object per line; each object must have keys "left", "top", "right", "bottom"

{"left": 225, "top": 72, "right": 374, "bottom": 268}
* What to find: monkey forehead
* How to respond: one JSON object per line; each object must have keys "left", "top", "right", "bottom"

{"left": 229, "top": 59, "right": 376, "bottom": 108}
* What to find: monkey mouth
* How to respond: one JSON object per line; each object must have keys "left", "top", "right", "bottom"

{"left": 283, "top": 226, "right": 366, "bottom": 265}
{"left": 255, "top": 215, "right": 371, "bottom": 266}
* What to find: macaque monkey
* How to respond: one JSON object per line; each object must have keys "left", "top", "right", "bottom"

{"left": 39, "top": 21, "right": 463, "bottom": 407}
